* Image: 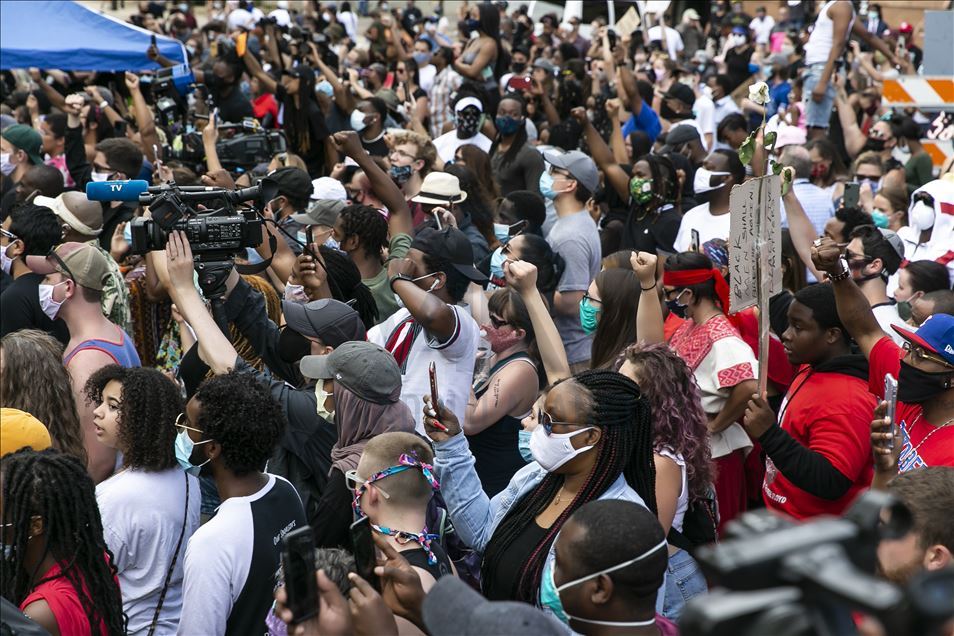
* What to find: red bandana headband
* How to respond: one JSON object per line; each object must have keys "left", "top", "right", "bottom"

{"left": 663, "top": 268, "right": 732, "bottom": 315}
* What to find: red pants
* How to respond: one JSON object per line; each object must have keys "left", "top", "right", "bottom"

{"left": 714, "top": 449, "right": 747, "bottom": 536}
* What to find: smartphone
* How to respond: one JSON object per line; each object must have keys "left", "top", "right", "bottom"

{"left": 507, "top": 76, "right": 532, "bottom": 92}
{"left": 432, "top": 209, "right": 443, "bottom": 230}
{"left": 151, "top": 34, "right": 157, "bottom": 48}
{"left": 429, "top": 361, "right": 440, "bottom": 408}
{"left": 844, "top": 181, "right": 861, "bottom": 209}
{"left": 349, "top": 516, "right": 380, "bottom": 591}
{"left": 884, "top": 374, "right": 898, "bottom": 450}
{"left": 282, "top": 526, "right": 319, "bottom": 623}
{"left": 691, "top": 229, "right": 701, "bottom": 252}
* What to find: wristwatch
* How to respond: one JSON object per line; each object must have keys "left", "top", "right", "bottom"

{"left": 389, "top": 273, "right": 414, "bottom": 292}
{"left": 98, "top": 100, "right": 109, "bottom": 110}
{"left": 828, "top": 257, "right": 851, "bottom": 281}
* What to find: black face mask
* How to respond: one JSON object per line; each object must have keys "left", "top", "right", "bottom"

{"left": 512, "top": 62, "right": 527, "bottom": 73}
{"left": 660, "top": 102, "right": 686, "bottom": 121}
{"left": 898, "top": 360, "right": 953, "bottom": 404}
{"left": 278, "top": 326, "right": 312, "bottom": 363}
{"left": 864, "top": 137, "right": 887, "bottom": 152}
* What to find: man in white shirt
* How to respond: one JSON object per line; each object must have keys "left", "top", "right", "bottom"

{"left": 749, "top": 6, "right": 776, "bottom": 48}
{"left": 708, "top": 75, "right": 742, "bottom": 127}
{"left": 674, "top": 149, "right": 745, "bottom": 252}
{"left": 433, "top": 97, "right": 492, "bottom": 163}
{"left": 778, "top": 145, "right": 834, "bottom": 235}
{"left": 647, "top": 19, "right": 685, "bottom": 61}
{"left": 368, "top": 227, "right": 485, "bottom": 432}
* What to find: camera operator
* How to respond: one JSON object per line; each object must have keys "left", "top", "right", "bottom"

{"left": 241, "top": 23, "right": 330, "bottom": 176}
{"left": 878, "top": 467, "right": 954, "bottom": 586}
{"left": 812, "top": 237, "right": 954, "bottom": 475}
{"left": 259, "top": 166, "right": 312, "bottom": 254}
{"left": 149, "top": 42, "right": 253, "bottom": 124}
{"left": 164, "top": 231, "right": 366, "bottom": 530}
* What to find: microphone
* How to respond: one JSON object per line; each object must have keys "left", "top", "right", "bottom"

{"left": 85, "top": 180, "right": 150, "bottom": 202}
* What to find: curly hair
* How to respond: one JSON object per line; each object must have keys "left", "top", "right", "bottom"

{"left": 339, "top": 204, "right": 388, "bottom": 259}
{"left": 1, "top": 449, "right": 126, "bottom": 635}
{"left": 616, "top": 343, "right": 714, "bottom": 501}
{"left": 193, "top": 372, "right": 286, "bottom": 476}
{"left": 83, "top": 366, "right": 183, "bottom": 471}
{"left": 481, "top": 369, "right": 655, "bottom": 603}
{"left": 0, "top": 330, "right": 86, "bottom": 465}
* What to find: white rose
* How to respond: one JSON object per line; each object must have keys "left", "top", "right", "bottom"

{"left": 748, "top": 81, "right": 770, "bottom": 105}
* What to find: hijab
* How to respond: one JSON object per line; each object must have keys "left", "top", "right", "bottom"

{"left": 329, "top": 383, "right": 415, "bottom": 475}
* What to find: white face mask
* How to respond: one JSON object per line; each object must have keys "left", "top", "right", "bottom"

{"left": 694, "top": 167, "right": 730, "bottom": 193}
{"left": 0, "top": 153, "right": 15, "bottom": 176}
{"left": 1, "top": 241, "right": 17, "bottom": 275}
{"left": 909, "top": 201, "right": 935, "bottom": 230}
{"left": 90, "top": 170, "right": 112, "bottom": 182}
{"left": 555, "top": 538, "right": 669, "bottom": 627}
{"left": 529, "top": 424, "right": 595, "bottom": 472}
{"left": 38, "top": 280, "right": 69, "bottom": 320}
{"left": 350, "top": 110, "right": 369, "bottom": 132}
{"left": 315, "top": 382, "right": 335, "bottom": 421}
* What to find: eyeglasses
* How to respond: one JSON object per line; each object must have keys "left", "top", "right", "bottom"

{"left": 537, "top": 408, "right": 585, "bottom": 435}
{"left": 0, "top": 228, "right": 18, "bottom": 242}
{"left": 582, "top": 292, "right": 602, "bottom": 306}
{"left": 390, "top": 149, "right": 418, "bottom": 162}
{"left": 345, "top": 469, "right": 391, "bottom": 499}
{"left": 174, "top": 412, "right": 205, "bottom": 436}
{"left": 902, "top": 341, "right": 954, "bottom": 370}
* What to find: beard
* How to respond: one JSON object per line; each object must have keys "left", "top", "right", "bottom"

{"left": 876, "top": 549, "right": 925, "bottom": 585}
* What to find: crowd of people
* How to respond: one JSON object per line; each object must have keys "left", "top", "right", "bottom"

{"left": 1, "top": 0, "right": 953, "bottom": 634}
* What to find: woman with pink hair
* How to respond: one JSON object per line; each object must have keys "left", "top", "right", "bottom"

{"left": 617, "top": 342, "right": 714, "bottom": 621}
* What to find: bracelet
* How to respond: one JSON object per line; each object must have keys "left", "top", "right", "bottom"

{"left": 828, "top": 257, "right": 851, "bottom": 281}
{"left": 640, "top": 282, "right": 657, "bottom": 292}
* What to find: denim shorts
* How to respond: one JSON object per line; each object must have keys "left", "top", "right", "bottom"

{"left": 657, "top": 547, "right": 708, "bottom": 621}
{"left": 802, "top": 63, "right": 836, "bottom": 129}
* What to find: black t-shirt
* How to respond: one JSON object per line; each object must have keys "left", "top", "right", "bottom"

{"left": 275, "top": 85, "right": 329, "bottom": 176}
{"left": 206, "top": 75, "right": 254, "bottom": 123}
{"left": 361, "top": 134, "right": 390, "bottom": 158}
{"left": 0, "top": 272, "right": 70, "bottom": 345}
{"left": 619, "top": 205, "right": 681, "bottom": 254}
{"left": 725, "top": 46, "right": 754, "bottom": 92}
{"left": 312, "top": 468, "right": 354, "bottom": 550}
{"left": 485, "top": 519, "right": 549, "bottom": 601}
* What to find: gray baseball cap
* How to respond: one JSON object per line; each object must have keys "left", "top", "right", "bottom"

{"left": 282, "top": 298, "right": 366, "bottom": 347}
{"left": 291, "top": 199, "right": 348, "bottom": 227}
{"left": 877, "top": 228, "right": 905, "bottom": 260}
{"left": 423, "top": 577, "right": 564, "bottom": 636}
{"left": 299, "top": 341, "right": 401, "bottom": 404}
{"left": 543, "top": 149, "right": 599, "bottom": 193}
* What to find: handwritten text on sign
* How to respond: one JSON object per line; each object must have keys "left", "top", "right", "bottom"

{"left": 729, "top": 176, "right": 782, "bottom": 314}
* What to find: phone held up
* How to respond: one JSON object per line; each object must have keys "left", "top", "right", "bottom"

{"left": 281, "top": 526, "right": 319, "bottom": 623}
{"left": 883, "top": 373, "right": 899, "bottom": 451}
{"left": 350, "top": 516, "right": 381, "bottom": 591}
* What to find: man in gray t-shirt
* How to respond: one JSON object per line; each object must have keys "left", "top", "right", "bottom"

{"left": 541, "top": 150, "right": 601, "bottom": 369}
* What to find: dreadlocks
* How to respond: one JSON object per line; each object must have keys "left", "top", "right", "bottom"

{"left": 0, "top": 449, "right": 126, "bottom": 635}
{"left": 480, "top": 369, "right": 655, "bottom": 603}
{"left": 318, "top": 245, "right": 379, "bottom": 329}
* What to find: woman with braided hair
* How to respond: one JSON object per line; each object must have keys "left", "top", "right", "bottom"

{"left": 1, "top": 448, "right": 125, "bottom": 635}
{"left": 83, "top": 365, "right": 201, "bottom": 634}
{"left": 423, "top": 368, "right": 655, "bottom": 621}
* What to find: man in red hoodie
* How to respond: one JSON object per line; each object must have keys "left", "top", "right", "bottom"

{"left": 743, "top": 283, "right": 876, "bottom": 520}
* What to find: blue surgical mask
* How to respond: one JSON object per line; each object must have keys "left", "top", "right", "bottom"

{"left": 412, "top": 51, "right": 430, "bottom": 66}
{"left": 174, "top": 429, "right": 211, "bottom": 476}
{"left": 493, "top": 223, "right": 511, "bottom": 244}
{"left": 539, "top": 171, "right": 558, "bottom": 200}
{"left": 123, "top": 222, "right": 133, "bottom": 246}
{"left": 871, "top": 209, "right": 890, "bottom": 228}
{"left": 316, "top": 80, "right": 334, "bottom": 97}
{"left": 859, "top": 177, "right": 881, "bottom": 194}
{"left": 579, "top": 297, "right": 600, "bottom": 334}
{"left": 518, "top": 429, "right": 534, "bottom": 462}
{"left": 489, "top": 246, "right": 507, "bottom": 286}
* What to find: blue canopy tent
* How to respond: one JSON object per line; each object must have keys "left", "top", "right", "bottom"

{"left": 0, "top": 0, "right": 186, "bottom": 71}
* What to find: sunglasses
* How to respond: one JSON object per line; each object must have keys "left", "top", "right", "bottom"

{"left": 902, "top": 341, "right": 954, "bottom": 370}
{"left": 174, "top": 412, "right": 205, "bottom": 436}
{"left": 344, "top": 469, "right": 391, "bottom": 499}
{"left": 489, "top": 314, "right": 509, "bottom": 329}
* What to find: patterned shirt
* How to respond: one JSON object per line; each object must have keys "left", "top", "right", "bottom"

{"left": 88, "top": 240, "right": 132, "bottom": 335}
{"left": 429, "top": 67, "right": 463, "bottom": 140}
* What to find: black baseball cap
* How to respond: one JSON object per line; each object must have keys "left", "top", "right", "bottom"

{"left": 411, "top": 227, "right": 487, "bottom": 283}
{"left": 263, "top": 167, "right": 312, "bottom": 202}
{"left": 281, "top": 298, "right": 366, "bottom": 347}
{"left": 663, "top": 83, "right": 696, "bottom": 108}
{"left": 661, "top": 124, "right": 701, "bottom": 153}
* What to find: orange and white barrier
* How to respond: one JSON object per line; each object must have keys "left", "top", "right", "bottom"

{"left": 881, "top": 77, "right": 954, "bottom": 109}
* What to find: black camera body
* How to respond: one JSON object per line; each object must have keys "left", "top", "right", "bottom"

{"left": 129, "top": 209, "right": 262, "bottom": 255}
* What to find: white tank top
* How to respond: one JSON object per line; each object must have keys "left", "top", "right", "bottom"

{"left": 657, "top": 447, "right": 689, "bottom": 533}
{"left": 804, "top": 0, "right": 855, "bottom": 65}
